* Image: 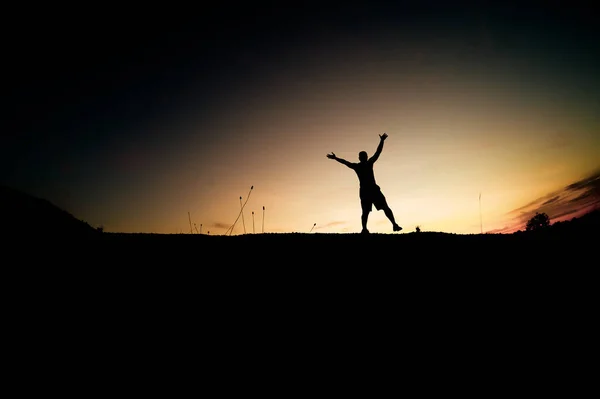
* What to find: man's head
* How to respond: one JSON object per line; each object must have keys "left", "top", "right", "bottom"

{"left": 358, "top": 151, "right": 368, "bottom": 162}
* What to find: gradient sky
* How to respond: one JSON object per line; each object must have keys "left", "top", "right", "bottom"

{"left": 3, "top": 2, "right": 599, "bottom": 234}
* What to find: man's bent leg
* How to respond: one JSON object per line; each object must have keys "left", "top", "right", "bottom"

{"left": 384, "top": 207, "right": 402, "bottom": 232}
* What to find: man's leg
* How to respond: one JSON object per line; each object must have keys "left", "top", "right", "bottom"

{"left": 360, "top": 197, "right": 371, "bottom": 233}
{"left": 383, "top": 207, "right": 402, "bottom": 232}
{"left": 376, "top": 191, "right": 402, "bottom": 232}
{"left": 361, "top": 211, "right": 370, "bottom": 233}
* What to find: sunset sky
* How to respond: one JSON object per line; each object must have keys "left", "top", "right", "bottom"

{"left": 3, "top": 2, "right": 599, "bottom": 234}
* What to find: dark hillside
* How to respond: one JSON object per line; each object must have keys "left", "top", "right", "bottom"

{"left": 4, "top": 198, "right": 595, "bottom": 367}
{"left": 0, "top": 185, "right": 98, "bottom": 237}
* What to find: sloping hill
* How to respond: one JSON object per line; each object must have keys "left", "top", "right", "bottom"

{"left": 546, "top": 208, "right": 600, "bottom": 235}
{"left": 0, "top": 185, "right": 98, "bottom": 236}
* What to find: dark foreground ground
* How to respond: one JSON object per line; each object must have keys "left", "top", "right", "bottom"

{"left": 9, "top": 213, "right": 597, "bottom": 289}
{"left": 12, "top": 208, "right": 598, "bottom": 263}
{"left": 12, "top": 224, "right": 596, "bottom": 309}
{"left": 5, "top": 215, "right": 598, "bottom": 386}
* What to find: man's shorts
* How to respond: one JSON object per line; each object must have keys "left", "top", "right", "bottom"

{"left": 360, "top": 184, "right": 388, "bottom": 213}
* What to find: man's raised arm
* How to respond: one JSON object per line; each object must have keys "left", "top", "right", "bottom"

{"left": 327, "top": 152, "right": 353, "bottom": 168}
{"left": 369, "top": 132, "right": 388, "bottom": 163}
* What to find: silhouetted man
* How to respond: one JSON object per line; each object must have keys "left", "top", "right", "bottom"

{"left": 327, "top": 132, "right": 402, "bottom": 234}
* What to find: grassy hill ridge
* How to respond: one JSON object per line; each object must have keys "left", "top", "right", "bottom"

{"left": 2, "top": 184, "right": 597, "bottom": 265}
{"left": 0, "top": 185, "right": 98, "bottom": 236}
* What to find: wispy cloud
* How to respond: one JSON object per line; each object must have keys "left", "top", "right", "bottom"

{"left": 500, "top": 169, "right": 600, "bottom": 232}
{"left": 213, "top": 222, "right": 231, "bottom": 230}
{"left": 542, "top": 196, "right": 560, "bottom": 205}
{"left": 318, "top": 221, "right": 346, "bottom": 229}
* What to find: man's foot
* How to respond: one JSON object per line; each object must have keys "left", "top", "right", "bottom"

{"left": 393, "top": 224, "right": 402, "bottom": 232}
{"left": 361, "top": 228, "right": 370, "bottom": 234}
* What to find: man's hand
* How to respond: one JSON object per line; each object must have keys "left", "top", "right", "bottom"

{"left": 379, "top": 132, "right": 388, "bottom": 141}
{"left": 327, "top": 152, "right": 336, "bottom": 160}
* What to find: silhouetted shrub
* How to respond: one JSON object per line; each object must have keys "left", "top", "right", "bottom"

{"left": 526, "top": 212, "right": 550, "bottom": 231}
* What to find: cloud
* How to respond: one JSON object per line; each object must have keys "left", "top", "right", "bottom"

{"left": 510, "top": 192, "right": 557, "bottom": 214}
{"left": 552, "top": 208, "right": 581, "bottom": 219}
{"left": 213, "top": 222, "right": 231, "bottom": 230}
{"left": 566, "top": 171, "right": 600, "bottom": 191}
{"left": 542, "top": 196, "right": 560, "bottom": 205}
{"left": 319, "top": 221, "right": 346, "bottom": 229}
{"left": 503, "top": 168, "right": 600, "bottom": 232}
{"left": 568, "top": 190, "right": 595, "bottom": 203}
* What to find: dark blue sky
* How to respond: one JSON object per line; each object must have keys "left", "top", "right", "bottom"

{"left": 2, "top": 1, "right": 599, "bottom": 233}
{"left": 5, "top": 3, "right": 598, "bottom": 174}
